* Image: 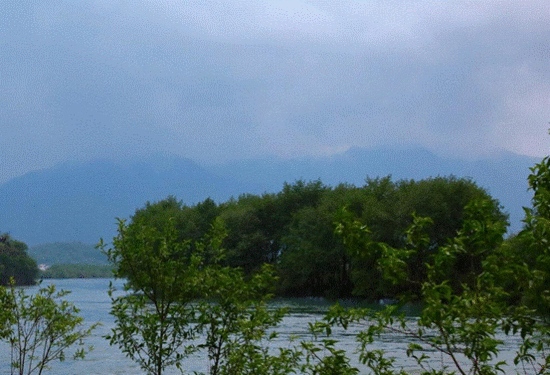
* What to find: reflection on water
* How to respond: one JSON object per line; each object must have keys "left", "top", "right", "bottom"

{"left": 0, "top": 279, "right": 532, "bottom": 374}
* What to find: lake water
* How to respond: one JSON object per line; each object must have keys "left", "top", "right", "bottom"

{"left": 0, "top": 278, "right": 535, "bottom": 374}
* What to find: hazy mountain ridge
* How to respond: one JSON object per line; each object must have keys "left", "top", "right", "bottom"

{"left": 0, "top": 156, "right": 257, "bottom": 246}
{"left": 1, "top": 147, "right": 537, "bottom": 246}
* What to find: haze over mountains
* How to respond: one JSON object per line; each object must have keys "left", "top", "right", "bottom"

{"left": 1, "top": 147, "right": 537, "bottom": 246}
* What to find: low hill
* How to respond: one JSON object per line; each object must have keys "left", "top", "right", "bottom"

{"left": 28, "top": 242, "right": 108, "bottom": 266}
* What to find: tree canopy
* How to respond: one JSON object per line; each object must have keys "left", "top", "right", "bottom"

{"left": 116, "top": 175, "right": 505, "bottom": 301}
{"left": 0, "top": 234, "right": 38, "bottom": 286}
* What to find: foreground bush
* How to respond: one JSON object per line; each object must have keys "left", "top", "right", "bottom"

{"left": 0, "top": 281, "right": 97, "bottom": 375}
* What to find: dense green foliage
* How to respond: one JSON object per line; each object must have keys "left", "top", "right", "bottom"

{"left": 99, "top": 214, "right": 211, "bottom": 375}
{"left": 101, "top": 207, "right": 299, "bottom": 375}
{"left": 126, "top": 176, "right": 504, "bottom": 300}
{"left": 0, "top": 281, "right": 97, "bottom": 374}
{"left": 333, "top": 197, "right": 513, "bottom": 374}
{"left": 102, "top": 198, "right": 376, "bottom": 375}
{"left": 0, "top": 234, "right": 39, "bottom": 286}
{"left": 8, "top": 175, "right": 501, "bottom": 298}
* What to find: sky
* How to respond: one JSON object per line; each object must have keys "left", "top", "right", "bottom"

{"left": 1, "top": 0, "right": 549, "bottom": 184}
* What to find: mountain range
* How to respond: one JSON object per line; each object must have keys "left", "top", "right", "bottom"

{"left": 1, "top": 147, "right": 538, "bottom": 246}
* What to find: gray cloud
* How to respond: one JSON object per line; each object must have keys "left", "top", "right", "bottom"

{"left": 1, "top": 0, "right": 549, "bottom": 183}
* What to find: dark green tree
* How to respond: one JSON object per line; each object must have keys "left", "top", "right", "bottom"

{"left": 515, "top": 154, "right": 550, "bottom": 316}
{"left": 340, "top": 176, "right": 507, "bottom": 300}
{"left": 219, "top": 194, "right": 276, "bottom": 273}
{"left": 219, "top": 181, "right": 328, "bottom": 276}
{"left": 279, "top": 204, "right": 351, "bottom": 298}
{"left": 0, "top": 234, "right": 39, "bottom": 286}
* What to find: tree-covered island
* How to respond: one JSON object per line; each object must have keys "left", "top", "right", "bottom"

{"left": 117, "top": 174, "right": 505, "bottom": 301}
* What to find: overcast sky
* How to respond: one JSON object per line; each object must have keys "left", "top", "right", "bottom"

{"left": 1, "top": 0, "right": 549, "bottom": 184}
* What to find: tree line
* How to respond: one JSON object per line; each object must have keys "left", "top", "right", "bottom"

{"left": 131, "top": 175, "right": 507, "bottom": 300}
{"left": 0, "top": 174, "right": 505, "bottom": 297}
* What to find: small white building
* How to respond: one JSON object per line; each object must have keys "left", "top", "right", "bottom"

{"left": 38, "top": 264, "right": 50, "bottom": 271}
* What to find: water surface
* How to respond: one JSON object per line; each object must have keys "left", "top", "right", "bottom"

{"left": 0, "top": 279, "right": 534, "bottom": 374}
